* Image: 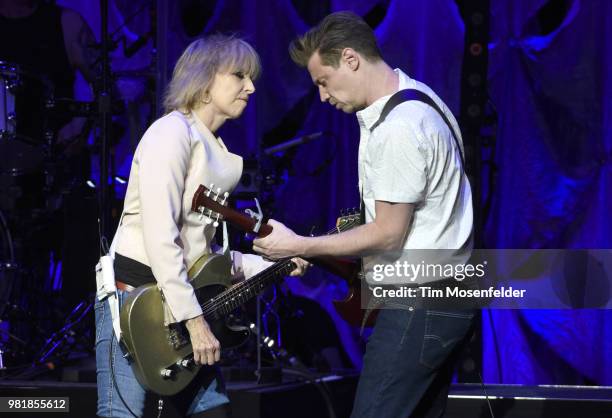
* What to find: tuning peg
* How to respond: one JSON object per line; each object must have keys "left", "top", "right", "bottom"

{"left": 220, "top": 191, "right": 229, "bottom": 206}
{"left": 206, "top": 184, "right": 214, "bottom": 196}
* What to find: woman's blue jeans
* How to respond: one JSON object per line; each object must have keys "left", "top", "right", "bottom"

{"left": 95, "top": 290, "right": 229, "bottom": 418}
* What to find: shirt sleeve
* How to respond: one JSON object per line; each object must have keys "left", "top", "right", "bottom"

{"left": 366, "top": 118, "right": 428, "bottom": 204}
{"left": 137, "top": 115, "right": 203, "bottom": 322}
{"left": 230, "top": 251, "right": 275, "bottom": 282}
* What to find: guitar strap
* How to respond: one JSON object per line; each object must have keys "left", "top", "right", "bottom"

{"left": 360, "top": 87, "right": 465, "bottom": 221}
{"left": 222, "top": 222, "right": 231, "bottom": 258}
{"left": 372, "top": 88, "right": 465, "bottom": 168}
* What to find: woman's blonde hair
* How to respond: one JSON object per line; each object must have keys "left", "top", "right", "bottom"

{"left": 164, "top": 34, "right": 261, "bottom": 113}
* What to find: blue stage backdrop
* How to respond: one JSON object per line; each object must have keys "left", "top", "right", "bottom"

{"left": 62, "top": 0, "right": 612, "bottom": 382}
{"left": 483, "top": 0, "right": 612, "bottom": 385}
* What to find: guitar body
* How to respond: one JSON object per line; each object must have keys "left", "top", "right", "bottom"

{"left": 329, "top": 273, "right": 378, "bottom": 328}
{"left": 119, "top": 253, "right": 250, "bottom": 396}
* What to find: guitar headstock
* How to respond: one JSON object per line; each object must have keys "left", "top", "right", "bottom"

{"left": 336, "top": 208, "right": 360, "bottom": 232}
{"left": 191, "top": 184, "right": 271, "bottom": 236}
{"left": 191, "top": 184, "right": 229, "bottom": 227}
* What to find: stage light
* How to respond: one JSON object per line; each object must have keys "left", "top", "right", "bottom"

{"left": 114, "top": 176, "right": 127, "bottom": 184}
{"left": 470, "top": 43, "right": 484, "bottom": 56}
{"left": 86, "top": 180, "right": 96, "bottom": 188}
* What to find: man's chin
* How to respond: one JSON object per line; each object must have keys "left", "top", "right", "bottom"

{"left": 333, "top": 103, "right": 356, "bottom": 113}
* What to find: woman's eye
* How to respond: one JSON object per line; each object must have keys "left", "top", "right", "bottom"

{"left": 234, "top": 72, "right": 245, "bottom": 79}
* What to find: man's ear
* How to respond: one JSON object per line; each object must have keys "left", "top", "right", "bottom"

{"left": 341, "top": 48, "right": 360, "bottom": 71}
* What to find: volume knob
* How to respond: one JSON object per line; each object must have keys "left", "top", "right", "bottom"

{"left": 180, "top": 358, "right": 194, "bottom": 368}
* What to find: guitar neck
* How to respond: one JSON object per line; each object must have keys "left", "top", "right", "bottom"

{"left": 305, "top": 256, "right": 360, "bottom": 283}
{"left": 223, "top": 213, "right": 272, "bottom": 238}
{"left": 202, "top": 259, "right": 296, "bottom": 319}
{"left": 192, "top": 185, "right": 272, "bottom": 237}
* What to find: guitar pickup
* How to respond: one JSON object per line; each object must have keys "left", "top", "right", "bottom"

{"left": 167, "top": 323, "right": 189, "bottom": 350}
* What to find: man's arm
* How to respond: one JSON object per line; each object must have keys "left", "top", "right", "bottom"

{"left": 58, "top": 9, "right": 100, "bottom": 153}
{"left": 253, "top": 200, "right": 414, "bottom": 259}
{"left": 61, "top": 8, "right": 98, "bottom": 85}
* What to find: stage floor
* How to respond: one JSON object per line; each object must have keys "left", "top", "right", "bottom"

{"left": 0, "top": 375, "right": 611, "bottom": 417}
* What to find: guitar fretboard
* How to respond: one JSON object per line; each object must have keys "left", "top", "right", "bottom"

{"left": 201, "top": 259, "right": 296, "bottom": 318}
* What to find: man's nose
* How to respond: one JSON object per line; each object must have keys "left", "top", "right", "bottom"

{"left": 318, "top": 86, "right": 329, "bottom": 102}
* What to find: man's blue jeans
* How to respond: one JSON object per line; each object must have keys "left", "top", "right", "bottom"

{"left": 351, "top": 307, "right": 477, "bottom": 418}
{"left": 95, "top": 290, "right": 229, "bottom": 418}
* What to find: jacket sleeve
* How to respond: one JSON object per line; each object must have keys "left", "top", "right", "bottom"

{"left": 137, "top": 115, "right": 203, "bottom": 322}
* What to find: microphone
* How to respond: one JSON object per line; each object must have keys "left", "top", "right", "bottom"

{"left": 123, "top": 33, "right": 150, "bottom": 58}
{"left": 263, "top": 132, "right": 325, "bottom": 155}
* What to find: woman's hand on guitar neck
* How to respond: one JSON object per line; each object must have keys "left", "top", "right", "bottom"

{"left": 289, "top": 258, "right": 311, "bottom": 277}
{"left": 184, "top": 315, "right": 221, "bottom": 365}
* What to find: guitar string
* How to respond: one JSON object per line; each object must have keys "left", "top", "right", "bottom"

{"left": 200, "top": 259, "right": 294, "bottom": 318}
{"left": 199, "top": 216, "right": 360, "bottom": 317}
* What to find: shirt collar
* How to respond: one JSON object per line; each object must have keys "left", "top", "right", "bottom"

{"left": 356, "top": 69, "right": 413, "bottom": 131}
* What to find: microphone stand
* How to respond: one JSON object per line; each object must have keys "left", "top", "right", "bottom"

{"left": 99, "top": 0, "right": 113, "bottom": 237}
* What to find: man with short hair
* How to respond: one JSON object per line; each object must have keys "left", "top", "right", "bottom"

{"left": 254, "top": 11, "right": 476, "bottom": 418}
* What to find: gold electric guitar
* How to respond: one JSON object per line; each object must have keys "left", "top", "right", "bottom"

{"left": 118, "top": 188, "right": 360, "bottom": 396}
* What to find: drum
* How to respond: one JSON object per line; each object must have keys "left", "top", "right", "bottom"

{"left": 0, "top": 62, "right": 51, "bottom": 211}
{"left": 0, "top": 61, "right": 53, "bottom": 139}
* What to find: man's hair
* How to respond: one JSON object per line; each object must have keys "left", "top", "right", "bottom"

{"left": 164, "top": 34, "right": 261, "bottom": 113}
{"left": 289, "top": 11, "right": 383, "bottom": 68}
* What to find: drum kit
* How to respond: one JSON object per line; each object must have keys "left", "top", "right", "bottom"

{"left": 0, "top": 60, "right": 96, "bottom": 371}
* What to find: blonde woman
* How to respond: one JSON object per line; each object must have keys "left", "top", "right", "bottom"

{"left": 95, "top": 35, "right": 307, "bottom": 418}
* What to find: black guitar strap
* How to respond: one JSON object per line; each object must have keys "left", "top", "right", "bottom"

{"left": 360, "top": 88, "right": 466, "bottom": 223}
{"left": 370, "top": 88, "right": 465, "bottom": 169}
